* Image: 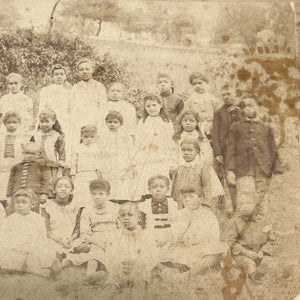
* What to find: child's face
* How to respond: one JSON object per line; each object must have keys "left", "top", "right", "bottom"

{"left": 52, "top": 69, "right": 66, "bottom": 85}
{"left": 39, "top": 117, "right": 55, "bottom": 133}
{"left": 91, "top": 188, "right": 109, "bottom": 209}
{"left": 242, "top": 99, "right": 259, "bottom": 119}
{"left": 145, "top": 100, "right": 162, "bottom": 117}
{"left": 182, "top": 114, "right": 197, "bottom": 132}
{"left": 82, "top": 132, "right": 96, "bottom": 146}
{"left": 55, "top": 178, "right": 73, "bottom": 202}
{"left": 23, "top": 151, "right": 38, "bottom": 161}
{"left": 181, "top": 143, "right": 198, "bottom": 162}
{"left": 7, "top": 77, "right": 22, "bottom": 94}
{"left": 221, "top": 91, "right": 234, "bottom": 105}
{"left": 191, "top": 78, "right": 207, "bottom": 94}
{"left": 118, "top": 204, "right": 139, "bottom": 231}
{"left": 157, "top": 77, "right": 172, "bottom": 93}
{"left": 15, "top": 195, "right": 32, "bottom": 215}
{"left": 107, "top": 84, "right": 124, "bottom": 101}
{"left": 182, "top": 192, "right": 201, "bottom": 210}
{"left": 5, "top": 117, "right": 20, "bottom": 133}
{"left": 239, "top": 202, "right": 255, "bottom": 217}
{"left": 149, "top": 179, "right": 169, "bottom": 201}
{"left": 77, "top": 62, "right": 93, "bottom": 81}
{"left": 106, "top": 117, "right": 121, "bottom": 132}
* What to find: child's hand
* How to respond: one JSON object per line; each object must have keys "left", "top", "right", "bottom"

{"left": 62, "top": 238, "right": 71, "bottom": 249}
{"left": 257, "top": 251, "right": 264, "bottom": 259}
{"left": 70, "top": 175, "right": 75, "bottom": 182}
{"left": 215, "top": 155, "right": 224, "bottom": 165}
{"left": 226, "top": 171, "right": 236, "bottom": 186}
{"left": 244, "top": 249, "right": 258, "bottom": 260}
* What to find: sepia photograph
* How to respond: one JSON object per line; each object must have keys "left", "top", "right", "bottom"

{"left": 0, "top": 0, "right": 299, "bottom": 299}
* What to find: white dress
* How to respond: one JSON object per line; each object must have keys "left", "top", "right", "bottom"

{"left": 164, "top": 206, "right": 227, "bottom": 267}
{"left": 0, "top": 212, "right": 58, "bottom": 276}
{"left": 71, "top": 143, "right": 101, "bottom": 207}
{"left": 70, "top": 79, "right": 107, "bottom": 147}
{"left": 0, "top": 92, "right": 33, "bottom": 132}
{"left": 98, "top": 129, "right": 134, "bottom": 200}
{"left": 133, "top": 117, "right": 176, "bottom": 199}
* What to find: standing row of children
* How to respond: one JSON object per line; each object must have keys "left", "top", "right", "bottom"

{"left": 0, "top": 57, "right": 282, "bottom": 294}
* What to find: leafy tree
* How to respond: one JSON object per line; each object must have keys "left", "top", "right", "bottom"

{"left": 60, "top": 0, "right": 123, "bottom": 36}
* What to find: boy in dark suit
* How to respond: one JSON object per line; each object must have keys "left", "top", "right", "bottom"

{"left": 226, "top": 98, "right": 281, "bottom": 214}
{"left": 211, "top": 87, "right": 242, "bottom": 210}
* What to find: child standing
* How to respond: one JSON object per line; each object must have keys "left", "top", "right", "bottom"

{"left": 139, "top": 175, "right": 177, "bottom": 250}
{"left": 66, "top": 180, "right": 118, "bottom": 282}
{"left": 38, "top": 64, "right": 72, "bottom": 160}
{"left": 156, "top": 73, "right": 184, "bottom": 133}
{"left": 185, "top": 72, "right": 222, "bottom": 137}
{"left": 43, "top": 177, "right": 81, "bottom": 254}
{"left": 0, "top": 112, "right": 28, "bottom": 206}
{"left": 226, "top": 194, "right": 275, "bottom": 284}
{"left": 70, "top": 58, "right": 107, "bottom": 148}
{"left": 0, "top": 73, "right": 34, "bottom": 132}
{"left": 212, "top": 87, "right": 242, "bottom": 210}
{"left": 99, "top": 111, "right": 134, "bottom": 201}
{"left": 7, "top": 142, "right": 50, "bottom": 213}
{"left": 100, "top": 82, "right": 137, "bottom": 139}
{"left": 71, "top": 125, "right": 102, "bottom": 207}
{"left": 227, "top": 98, "right": 281, "bottom": 214}
{"left": 0, "top": 189, "right": 59, "bottom": 277}
{"left": 171, "top": 137, "right": 212, "bottom": 209}
{"left": 133, "top": 93, "right": 177, "bottom": 199}
{"left": 31, "top": 109, "right": 66, "bottom": 192}
{"left": 103, "top": 202, "right": 158, "bottom": 297}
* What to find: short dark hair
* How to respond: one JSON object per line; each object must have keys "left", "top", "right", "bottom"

{"left": 189, "top": 72, "right": 208, "bottom": 85}
{"left": 148, "top": 175, "right": 170, "bottom": 188}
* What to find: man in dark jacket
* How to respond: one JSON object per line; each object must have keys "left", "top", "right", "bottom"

{"left": 227, "top": 98, "right": 281, "bottom": 214}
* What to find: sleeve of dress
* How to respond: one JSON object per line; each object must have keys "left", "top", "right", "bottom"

{"left": 170, "top": 169, "right": 178, "bottom": 199}
{"left": 70, "top": 151, "right": 78, "bottom": 176}
{"left": 79, "top": 208, "right": 92, "bottom": 239}
{"left": 260, "top": 225, "right": 275, "bottom": 256}
{"left": 165, "top": 123, "right": 177, "bottom": 169}
{"left": 268, "top": 127, "right": 282, "bottom": 174}
{"left": 176, "top": 97, "right": 184, "bottom": 116}
{"left": 55, "top": 135, "right": 66, "bottom": 161}
{"left": 211, "top": 112, "right": 222, "bottom": 157}
{"left": 128, "top": 104, "right": 137, "bottom": 137}
{"left": 225, "top": 218, "right": 243, "bottom": 255}
{"left": 201, "top": 165, "right": 212, "bottom": 207}
{"left": 39, "top": 163, "right": 50, "bottom": 195}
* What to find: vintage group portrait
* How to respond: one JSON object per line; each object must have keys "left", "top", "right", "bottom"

{"left": 0, "top": 0, "right": 298, "bottom": 299}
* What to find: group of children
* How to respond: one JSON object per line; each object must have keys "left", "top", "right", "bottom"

{"left": 0, "top": 58, "right": 282, "bottom": 295}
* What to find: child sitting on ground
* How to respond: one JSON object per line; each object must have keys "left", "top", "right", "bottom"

{"left": 31, "top": 108, "right": 66, "bottom": 192}
{"left": 0, "top": 73, "right": 34, "bottom": 132}
{"left": 171, "top": 137, "right": 211, "bottom": 209}
{"left": 185, "top": 72, "right": 222, "bottom": 138}
{"left": 66, "top": 179, "right": 119, "bottom": 283}
{"left": 43, "top": 176, "right": 81, "bottom": 254}
{"left": 102, "top": 202, "right": 158, "bottom": 298}
{"left": 0, "top": 189, "right": 59, "bottom": 277}
{"left": 139, "top": 175, "right": 177, "bottom": 251}
{"left": 71, "top": 125, "right": 102, "bottom": 207}
{"left": 155, "top": 187, "right": 227, "bottom": 294}
{"left": 99, "top": 111, "right": 134, "bottom": 201}
{"left": 226, "top": 194, "right": 275, "bottom": 284}
{"left": 0, "top": 111, "right": 28, "bottom": 208}
{"left": 7, "top": 142, "right": 50, "bottom": 214}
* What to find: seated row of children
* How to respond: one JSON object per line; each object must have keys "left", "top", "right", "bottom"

{"left": 0, "top": 176, "right": 228, "bottom": 294}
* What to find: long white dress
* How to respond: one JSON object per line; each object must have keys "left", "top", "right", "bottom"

{"left": 0, "top": 212, "right": 58, "bottom": 276}
{"left": 98, "top": 129, "right": 134, "bottom": 200}
{"left": 133, "top": 117, "right": 176, "bottom": 199}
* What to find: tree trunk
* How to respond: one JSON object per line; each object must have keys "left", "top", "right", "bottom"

{"left": 96, "top": 19, "right": 102, "bottom": 36}
{"left": 48, "top": 0, "right": 61, "bottom": 34}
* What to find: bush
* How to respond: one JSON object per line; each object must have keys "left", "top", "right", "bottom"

{"left": 0, "top": 29, "right": 129, "bottom": 97}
